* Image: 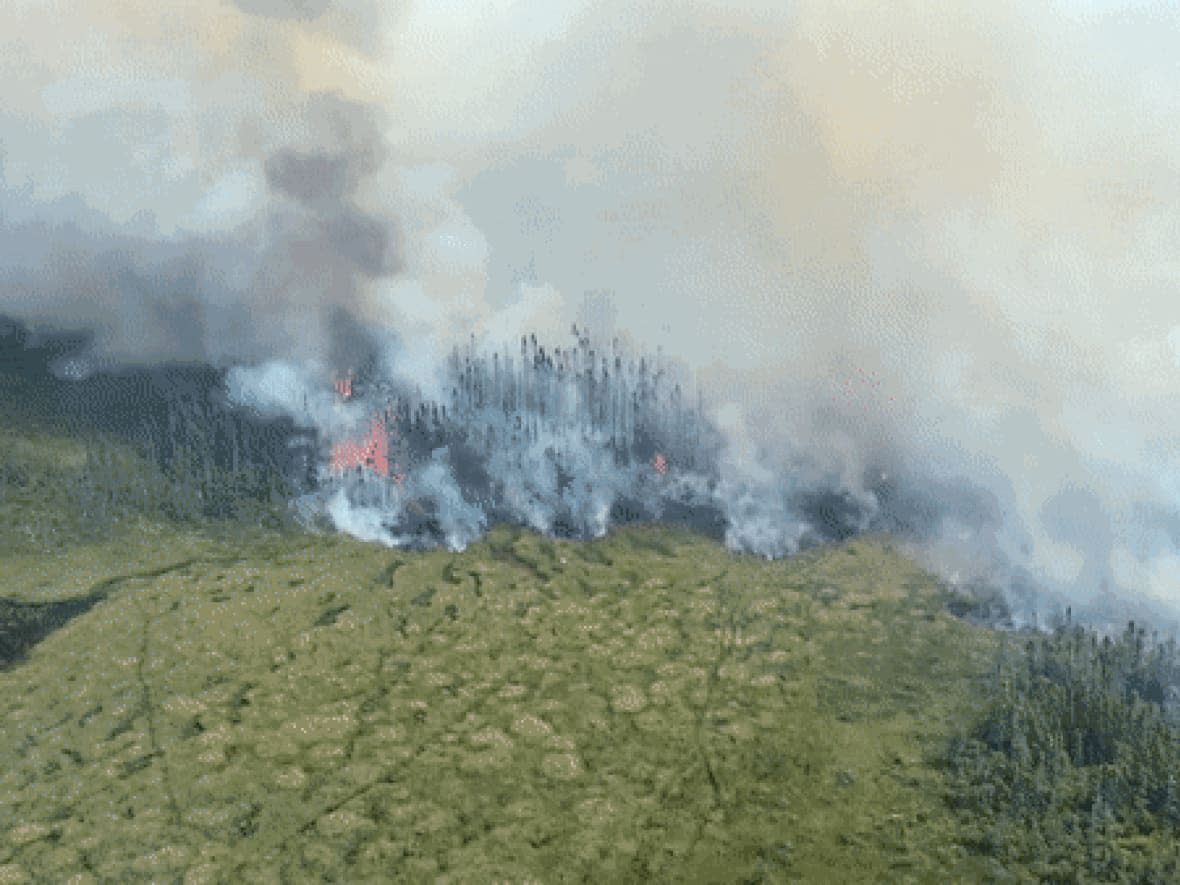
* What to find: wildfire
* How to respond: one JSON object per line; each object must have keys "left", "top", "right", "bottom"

{"left": 329, "top": 413, "right": 390, "bottom": 477}
{"left": 312, "top": 329, "right": 716, "bottom": 539}
{"left": 326, "top": 363, "right": 411, "bottom": 490}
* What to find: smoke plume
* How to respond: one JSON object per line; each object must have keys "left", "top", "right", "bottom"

{"left": 3, "top": 1, "right": 1180, "bottom": 630}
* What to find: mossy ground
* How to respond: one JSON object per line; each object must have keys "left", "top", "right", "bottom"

{"left": 0, "top": 407, "right": 1016, "bottom": 882}
{"left": 0, "top": 507, "right": 1006, "bottom": 882}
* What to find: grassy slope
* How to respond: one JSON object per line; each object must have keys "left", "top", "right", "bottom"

{"left": 0, "top": 423, "right": 1004, "bottom": 883}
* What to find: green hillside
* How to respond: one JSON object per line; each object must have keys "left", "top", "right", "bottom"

{"left": 2, "top": 414, "right": 1180, "bottom": 882}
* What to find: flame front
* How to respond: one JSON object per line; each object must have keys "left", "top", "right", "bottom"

{"left": 329, "top": 413, "right": 390, "bottom": 477}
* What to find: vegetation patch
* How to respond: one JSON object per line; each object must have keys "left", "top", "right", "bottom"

{"left": 944, "top": 615, "right": 1180, "bottom": 880}
{"left": 6, "top": 407, "right": 1180, "bottom": 881}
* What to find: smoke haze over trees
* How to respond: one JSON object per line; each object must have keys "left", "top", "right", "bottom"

{"left": 3, "top": 1, "right": 1180, "bottom": 628}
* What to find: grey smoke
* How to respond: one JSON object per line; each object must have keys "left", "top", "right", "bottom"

{"left": 0, "top": 2, "right": 401, "bottom": 373}
{"left": 3, "top": 1, "right": 1180, "bottom": 630}
{"left": 233, "top": 0, "right": 331, "bottom": 21}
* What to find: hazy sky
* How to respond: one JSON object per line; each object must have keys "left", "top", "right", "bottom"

{"left": 3, "top": 0, "right": 1180, "bottom": 618}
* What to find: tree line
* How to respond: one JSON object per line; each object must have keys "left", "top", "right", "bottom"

{"left": 945, "top": 611, "right": 1180, "bottom": 881}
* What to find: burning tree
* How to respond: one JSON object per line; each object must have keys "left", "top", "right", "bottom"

{"left": 303, "top": 327, "right": 724, "bottom": 549}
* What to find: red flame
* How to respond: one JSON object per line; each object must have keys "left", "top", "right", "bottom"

{"left": 330, "top": 413, "right": 390, "bottom": 477}
{"left": 654, "top": 453, "right": 667, "bottom": 476}
{"left": 334, "top": 371, "right": 353, "bottom": 400}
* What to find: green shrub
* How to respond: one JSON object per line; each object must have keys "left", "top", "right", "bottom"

{"left": 945, "top": 615, "right": 1180, "bottom": 878}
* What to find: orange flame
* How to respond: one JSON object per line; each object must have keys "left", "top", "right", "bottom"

{"left": 330, "top": 412, "right": 390, "bottom": 477}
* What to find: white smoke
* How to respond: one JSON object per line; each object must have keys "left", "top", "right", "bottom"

{"left": 4, "top": 0, "right": 1180, "bottom": 628}
{"left": 225, "top": 359, "right": 362, "bottom": 437}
